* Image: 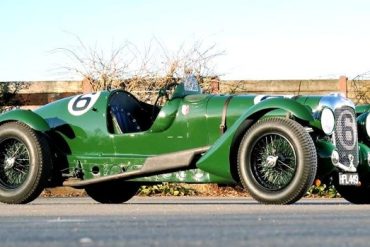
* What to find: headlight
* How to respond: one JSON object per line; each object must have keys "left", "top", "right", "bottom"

{"left": 366, "top": 113, "right": 370, "bottom": 137}
{"left": 358, "top": 112, "right": 370, "bottom": 140}
{"left": 320, "top": 108, "right": 335, "bottom": 135}
{"left": 331, "top": 150, "right": 340, "bottom": 165}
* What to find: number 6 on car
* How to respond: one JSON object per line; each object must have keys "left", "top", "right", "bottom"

{"left": 0, "top": 75, "right": 369, "bottom": 204}
{"left": 68, "top": 92, "right": 101, "bottom": 116}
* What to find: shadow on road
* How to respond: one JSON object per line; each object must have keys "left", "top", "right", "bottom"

{"left": 29, "top": 197, "right": 352, "bottom": 206}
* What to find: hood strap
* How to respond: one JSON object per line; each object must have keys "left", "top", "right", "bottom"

{"left": 220, "top": 96, "right": 234, "bottom": 134}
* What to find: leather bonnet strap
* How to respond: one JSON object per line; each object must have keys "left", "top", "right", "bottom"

{"left": 219, "top": 96, "right": 234, "bottom": 134}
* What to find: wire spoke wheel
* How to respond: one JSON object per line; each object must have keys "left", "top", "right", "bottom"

{"left": 0, "top": 138, "right": 30, "bottom": 189}
{"left": 237, "top": 118, "right": 317, "bottom": 204}
{"left": 0, "top": 122, "right": 51, "bottom": 204}
{"left": 251, "top": 133, "right": 297, "bottom": 191}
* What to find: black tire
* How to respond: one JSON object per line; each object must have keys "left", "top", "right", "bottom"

{"left": 237, "top": 118, "right": 317, "bottom": 204}
{"left": 0, "top": 122, "right": 51, "bottom": 204}
{"left": 336, "top": 186, "right": 370, "bottom": 204}
{"left": 335, "top": 176, "right": 370, "bottom": 204}
{"left": 85, "top": 181, "right": 140, "bottom": 204}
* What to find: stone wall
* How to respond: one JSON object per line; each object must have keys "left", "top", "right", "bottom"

{"left": 9, "top": 76, "right": 370, "bottom": 109}
{"left": 221, "top": 77, "right": 369, "bottom": 104}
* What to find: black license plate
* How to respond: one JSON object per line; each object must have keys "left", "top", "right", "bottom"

{"left": 339, "top": 173, "right": 359, "bottom": 186}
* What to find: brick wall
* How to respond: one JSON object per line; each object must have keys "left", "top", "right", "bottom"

{"left": 8, "top": 76, "right": 370, "bottom": 110}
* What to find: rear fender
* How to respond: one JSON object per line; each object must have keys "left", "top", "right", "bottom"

{"left": 196, "top": 97, "right": 314, "bottom": 181}
{"left": 0, "top": 109, "right": 50, "bottom": 132}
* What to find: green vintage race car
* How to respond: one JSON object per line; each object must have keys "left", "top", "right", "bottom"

{"left": 0, "top": 76, "right": 368, "bottom": 204}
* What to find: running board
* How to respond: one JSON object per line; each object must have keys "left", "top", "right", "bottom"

{"left": 63, "top": 146, "right": 209, "bottom": 188}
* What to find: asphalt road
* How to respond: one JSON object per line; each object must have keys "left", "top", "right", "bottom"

{"left": 1, "top": 197, "right": 370, "bottom": 247}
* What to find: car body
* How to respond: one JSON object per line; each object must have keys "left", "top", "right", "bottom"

{"left": 0, "top": 76, "right": 368, "bottom": 204}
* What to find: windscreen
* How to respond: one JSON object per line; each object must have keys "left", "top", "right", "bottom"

{"left": 184, "top": 75, "right": 202, "bottom": 93}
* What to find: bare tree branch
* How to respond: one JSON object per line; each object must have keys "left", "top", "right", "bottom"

{"left": 351, "top": 71, "right": 370, "bottom": 104}
{"left": 55, "top": 34, "right": 224, "bottom": 102}
{"left": 0, "top": 82, "right": 29, "bottom": 113}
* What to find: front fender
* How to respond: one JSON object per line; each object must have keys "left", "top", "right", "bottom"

{"left": 196, "top": 97, "right": 314, "bottom": 180}
{"left": 356, "top": 104, "right": 370, "bottom": 115}
{"left": 0, "top": 109, "right": 50, "bottom": 132}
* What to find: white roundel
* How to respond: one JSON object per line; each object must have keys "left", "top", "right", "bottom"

{"left": 68, "top": 92, "right": 101, "bottom": 116}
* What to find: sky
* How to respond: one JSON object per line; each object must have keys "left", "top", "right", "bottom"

{"left": 1, "top": 0, "right": 370, "bottom": 81}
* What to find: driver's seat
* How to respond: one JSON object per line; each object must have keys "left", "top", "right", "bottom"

{"left": 108, "top": 91, "right": 147, "bottom": 134}
{"left": 110, "top": 105, "right": 142, "bottom": 134}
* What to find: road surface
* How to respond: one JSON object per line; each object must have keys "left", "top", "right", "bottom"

{"left": 0, "top": 197, "right": 370, "bottom": 247}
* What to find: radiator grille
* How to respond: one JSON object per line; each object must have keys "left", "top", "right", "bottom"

{"left": 333, "top": 107, "right": 359, "bottom": 168}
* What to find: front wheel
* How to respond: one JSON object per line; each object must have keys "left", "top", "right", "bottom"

{"left": 237, "top": 118, "right": 317, "bottom": 204}
{"left": 85, "top": 181, "right": 140, "bottom": 204}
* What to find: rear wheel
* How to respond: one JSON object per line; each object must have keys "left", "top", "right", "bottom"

{"left": 237, "top": 118, "right": 317, "bottom": 204}
{"left": 85, "top": 181, "right": 140, "bottom": 204}
{"left": 0, "top": 122, "right": 50, "bottom": 204}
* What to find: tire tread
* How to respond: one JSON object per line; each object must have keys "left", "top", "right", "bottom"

{"left": 237, "top": 118, "right": 317, "bottom": 204}
{"left": 0, "top": 122, "right": 51, "bottom": 204}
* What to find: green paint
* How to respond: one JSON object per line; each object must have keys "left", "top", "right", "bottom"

{"left": 0, "top": 109, "right": 50, "bottom": 132}
{"left": 0, "top": 80, "right": 366, "bottom": 187}
{"left": 356, "top": 104, "right": 370, "bottom": 115}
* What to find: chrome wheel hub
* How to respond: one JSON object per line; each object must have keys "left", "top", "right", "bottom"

{"left": 5, "top": 157, "right": 15, "bottom": 170}
{"left": 266, "top": 155, "right": 278, "bottom": 168}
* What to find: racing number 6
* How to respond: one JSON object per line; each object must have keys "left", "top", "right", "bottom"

{"left": 68, "top": 92, "right": 101, "bottom": 116}
{"left": 72, "top": 95, "right": 92, "bottom": 112}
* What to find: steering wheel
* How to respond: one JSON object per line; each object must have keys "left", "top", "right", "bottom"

{"left": 151, "top": 82, "right": 179, "bottom": 120}
{"left": 153, "top": 82, "right": 178, "bottom": 106}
